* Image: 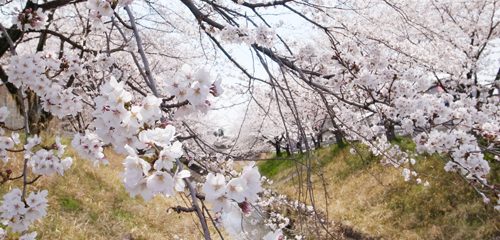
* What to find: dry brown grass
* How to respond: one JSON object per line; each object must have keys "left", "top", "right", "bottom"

{"left": 0, "top": 133, "right": 210, "bottom": 239}
{"left": 263, "top": 144, "right": 500, "bottom": 240}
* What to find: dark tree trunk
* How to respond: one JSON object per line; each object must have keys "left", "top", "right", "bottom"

{"left": 284, "top": 144, "right": 291, "bottom": 156}
{"left": 334, "top": 129, "right": 345, "bottom": 147}
{"left": 275, "top": 142, "right": 281, "bottom": 156}
{"left": 296, "top": 139, "right": 303, "bottom": 153}
{"left": 384, "top": 120, "right": 396, "bottom": 141}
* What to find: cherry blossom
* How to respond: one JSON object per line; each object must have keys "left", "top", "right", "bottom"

{"left": 0, "top": 0, "right": 497, "bottom": 239}
{"left": 28, "top": 149, "right": 72, "bottom": 176}
{"left": 12, "top": 8, "right": 47, "bottom": 31}
{"left": 71, "top": 131, "right": 108, "bottom": 166}
{"left": 5, "top": 54, "right": 83, "bottom": 118}
{"left": 0, "top": 188, "right": 48, "bottom": 233}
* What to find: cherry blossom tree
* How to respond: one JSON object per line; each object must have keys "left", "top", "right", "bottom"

{"left": 0, "top": 0, "right": 498, "bottom": 239}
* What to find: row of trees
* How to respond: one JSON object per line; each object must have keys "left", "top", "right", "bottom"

{"left": 0, "top": 0, "right": 498, "bottom": 239}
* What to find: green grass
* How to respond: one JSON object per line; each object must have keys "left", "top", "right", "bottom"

{"left": 59, "top": 196, "right": 82, "bottom": 212}
{"left": 259, "top": 143, "right": 375, "bottom": 181}
{"left": 258, "top": 155, "right": 300, "bottom": 177}
{"left": 258, "top": 144, "right": 354, "bottom": 178}
{"left": 390, "top": 136, "right": 417, "bottom": 152}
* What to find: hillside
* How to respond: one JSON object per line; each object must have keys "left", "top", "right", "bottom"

{"left": 0, "top": 133, "right": 205, "bottom": 240}
{"left": 0, "top": 132, "right": 498, "bottom": 239}
{"left": 259, "top": 141, "right": 500, "bottom": 240}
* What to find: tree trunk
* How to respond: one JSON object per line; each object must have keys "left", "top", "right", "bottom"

{"left": 285, "top": 144, "right": 291, "bottom": 156}
{"left": 334, "top": 129, "right": 345, "bottom": 147}
{"left": 275, "top": 142, "right": 281, "bottom": 156}
{"left": 384, "top": 120, "right": 396, "bottom": 141}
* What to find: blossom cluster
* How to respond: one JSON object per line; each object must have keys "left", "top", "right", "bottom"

{"left": 12, "top": 8, "right": 47, "bottom": 31}
{"left": 164, "top": 65, "right": 223, "bottom": 117}
{"left": 85, "top": 0, "right": 134, "bottom": 31}
{"left": 91, "top": 74, "right": 203, "bottom": 203}
{"left": 202, "top": 163, "right": 262, "bottom": 211}
{"left": 122, "top": 126, "right": 190, "bottom": 200}
{"left": 5, "top": 53, "right": 83, "bottom": 118}
{"left": 218, "top": 25, "right": 276, "bottom": 46}
{"left": 93, "top": 78, "right": 162, "bottom": 154}
{"left": 0, "top": 188, "right": 48, "bottom": 233}
{"left": 71, "top": 131, "right": 108, "bottom": 166}
{"left": 202, "top": 163, "right": 269, "bottom": 237}
{"left": 28, "top": 138, "right": 72, "bottom": 176}
{"left": 415, "top": 129, "right": 491, "bottom": 183}
{"left": 0, "top": 108, "right": 20, "bottom": 163}
{"left": 0, "top": 112, "right": 70, "bottom": 238}
{"left": 86, "top": 0, "right": 133, "bottom": 17}
{"left": 256, "top": 188, "right": 320, "bottom": 239}
{"left": 23, "top": 136, "right": 73, "bottom": 176}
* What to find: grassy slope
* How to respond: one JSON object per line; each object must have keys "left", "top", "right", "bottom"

{"left": 259, "top": 141, "right": 500, "bottom": 240}
{"left": 1, "top": 134, "right": 205, "bottom": 240}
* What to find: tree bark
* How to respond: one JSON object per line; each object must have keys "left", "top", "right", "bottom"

{"left": 384, "top": 120, "right": 396, "bottom": 141}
